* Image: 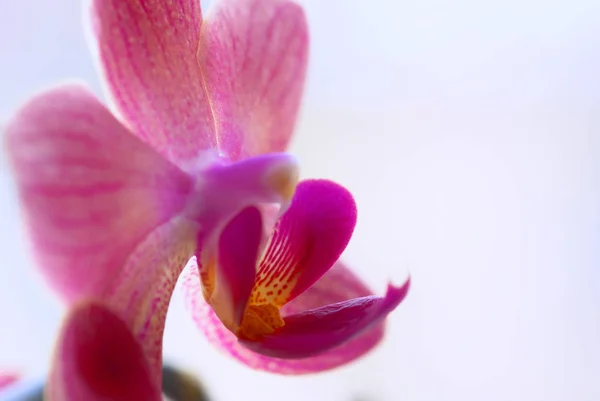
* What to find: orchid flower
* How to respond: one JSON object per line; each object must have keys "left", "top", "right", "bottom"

{"left": 4, "top": 0, "right": 409, "bottom": 383}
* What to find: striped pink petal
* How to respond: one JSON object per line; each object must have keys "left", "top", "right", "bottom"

{"left": 4, "top": 83, "right": 193, "bottom": 303}
{"left": 46, "top": 301, "right": 161, "bottom": 401}
{"left": 183, "top": 260, "right": 403, "bottom": 374}
{"left": 4, "top": 84, "right": 199, "bottom": 378}
{"left": 88, "top": 0, "right": 216, "bottom": 165}
{"left": 200, "top": 0, "right": 309, "bottom": 160}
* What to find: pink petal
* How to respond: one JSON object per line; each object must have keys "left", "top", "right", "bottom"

{"left": 106, "top": 217, "right": 198, "bottom": 378}
{"left": 182, "top": 261, "right": 401, "bottom": 374}
{"left": 199, "top": 0, "right": 309, "bottom": 160}
{"left": 4, "top": 84, "right": 198, "bottom": 378}
{"left": 205, "top": 206, "right": 262, "bottom": 330}
{"left": 4, "top": 83, "right": 193, "bottom": 303}
{"left": 241, "top": 279, "right": 411, "bottom": 358}
{"left": 0, "top": 373, "right": 18, "bottom": 390}
{"left": 88, "top": 0, "right": 216, "bottom": 165}
{"left": 46, "top": 301, "right": 161, "bottom": 401}
{"left": 249, "top": 179, "right": 357, "bottom": 308}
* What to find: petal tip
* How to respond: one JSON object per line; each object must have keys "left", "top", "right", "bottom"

{"left": 384, "top": 276, "right": 411, "bottom": 310}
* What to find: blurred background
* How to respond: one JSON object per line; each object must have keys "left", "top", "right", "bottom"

{"left": 1, "top": 0, "right": 599, "bottom": 400}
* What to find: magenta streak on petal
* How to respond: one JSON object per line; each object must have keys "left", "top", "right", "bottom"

{"left": 241, "top": 279, "right": 411, "bottom": 359}
{"left": 213, "top": 207, "right": 262, "bottom": 329}
{"left": 46, "top": 301, "right": 161, "bottom": 401}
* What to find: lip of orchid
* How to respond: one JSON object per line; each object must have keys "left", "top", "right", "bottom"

{"left": 185, "top": 178, "right": 411, "bottom": 369}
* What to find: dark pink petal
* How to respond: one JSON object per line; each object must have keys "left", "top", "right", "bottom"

{"left": 4, "top": 84, "right": 198, "bottom": 378}
{"left": 88, "top": 0, "right": 215, "bottom": 165}
{"left": 249, "top": 179, "right": 357, "bottom": 308}
{"left": 182, "top": 261, "right": 401, "bottom": 374}
{"left": 0, "top": 373, "right": 18, "bottom": 389}
{"left": 200, "top": 0, "right": 309, "bottom": 160}
{"left": 241, "top": 279, "right": 411, "bottom": 358}
{"left": 46, "top": 301, "right": 161, "bottom": 401}
{"left": 204, "top": 207, "right": 261, "bottom": 331}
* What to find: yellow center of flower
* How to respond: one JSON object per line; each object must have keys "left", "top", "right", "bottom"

{"left": 237, "top": 304, "right": 285, "bottom": 341}
{"left": 235, "top": 252, "right": 301, "bottom": 340}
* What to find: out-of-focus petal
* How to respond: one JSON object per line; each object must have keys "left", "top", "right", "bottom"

{"left": 4, "top": 83, "right": 193, "bottom": 303}
{"left": 249, "top": 180, "right": 357, "bottom": 308}
{"left": 88, "top": 0, "right": 215, "bottom": 165}
{"left": 0, "top": 373, "right": 18, "bottom": 390}
{"left": 182, "top": 261, "right": 399, "bottom": 374}
{"left": 202, "top": 207, "right": 261, "bottom": 331}
{"left": 199, "top": 0, "right": 309, "bottom": 160}
{"left": 46, "top": 301, "right": 161, "bottom": 401}
{"left": 241, "top": 279, "right": 411, "bottom": 358}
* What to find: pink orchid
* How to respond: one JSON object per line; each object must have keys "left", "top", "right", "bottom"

{"left": 4, "top": 0, "right": 409, "bottom": 383}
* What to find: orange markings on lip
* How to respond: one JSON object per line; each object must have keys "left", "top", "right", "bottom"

{"left": 237, "top": 303, "right": 285, "bottom": 341}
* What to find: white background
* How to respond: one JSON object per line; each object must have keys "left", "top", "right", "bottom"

{"left": 1, "top": 0, "right": 599, "bottom": 400}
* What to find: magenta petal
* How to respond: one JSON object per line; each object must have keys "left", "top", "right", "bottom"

{"left": 251, "top": 179, "right": 357, "bottom": 307}
{"left": 46, "top": 301, "right": 161, "bottom": 401}
{"left": 88, "top": 0, "right": 216, "bottom": 165}
{"left": 182, "top": 261, "right": 401, "bottom": 374}
{"left": 241, "top": 279, "right": 411, "bottom": 359}
{"left": 200, "top": 0, "right": 309, "bottom": 159}
{"left": 4, "top": 83, "right": 193, "bottom": 303}
{"left": 206, "top": 207, "right": 262, "bottom": 330}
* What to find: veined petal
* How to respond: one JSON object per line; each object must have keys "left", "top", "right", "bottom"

{"left": 4, "top": 83, "right": 193, "bottom": 303}
{"left": 199, "top": 0, "right": 309, "bottom": 160}
{"left": 242, "top": 279, "right": 411, "bottom": 358}
{"left": 88, "top": 0, "right": 215, "bottom": 165}
{"left": 182, "top": 261, "right": 396, "bottom": 374}
{"left": 4, "top": 84, "right": 198, "bottom": 380}
{"left": 46, "top": 301, "right": 161, "bottom": 401}
{"left": 106, "top": 216, "right": 198, "bottom": 378}
{"left": 249, "top": 180, "right": 357, "bottom": 309}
